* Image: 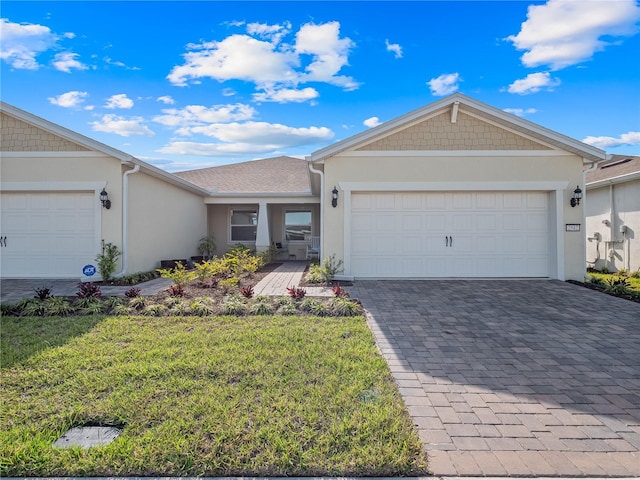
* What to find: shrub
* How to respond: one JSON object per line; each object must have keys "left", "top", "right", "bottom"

{"left": 157, "top": 262, "right": 195, "bottom": 288}
{"left": 128, "top": 296, "right": 148, "bottom": 311}
{"left": 166, "top": 285, "right": 186, "bottom": 297}
{"left": 113, "top": 271, "right": 159, "bottom": 286}
{"left": 168, "top": 300, "right": 192, "bottom": 316}
{"left": 286, "top": 286, "right": 306, "bottom": 300}
{"left": 125, "top": 287, "right": 141, "bottom": 298}
{"left": 190, "top": 297, "right": 217, "bottom": 316}
{"left": 331, "top": 284, "right": 350, "bottom": 298}
{"left": 33, "top": 286, "right": 53, "bottom": 300}
{"left": 306, "top": 255, "right": 344, "bottom": 285}
{"left": 222, "top": 294, "right": 247, "bottom": 315}
{"left": 277, "top": 303, "right": 298, "bottom": 316}
{"left": 19, "top": 299, "right": 48, "bottom": 317}
{"left": 77, "top": 282, "right": 102, "bottom": 298}
{"left": 77, "top": 298, "right": 106, "bottom": 315}
{"left": 96, "top": 240, "right": 122, "bottom": 282}
{"left": 605, "top": 276, "right": 631, "bottom": 295}
{"left": 45, "top": 297, "right": 74, "bottom": 316}
{"left": 240, "top": 284, "right": 254, "bottom": 298}
{"left": 249, "top": 299, "right": 275, "bottom": 315}
{"left": 631, "top": 269, "right": 640, "bottom": 279}
{"left": 219, "top": 277, "right": 240, "bottom": 293}
{"left": 142, "top": 304, "right": 167, "bottom": 317}
{"left": 328, "top": 297, "right": 363, "bottom": 317}
{"left": 197, "top": 234, "right": 217, "bottom": 257}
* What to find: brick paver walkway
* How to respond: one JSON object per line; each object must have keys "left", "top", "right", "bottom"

{"left": 349, "top": 279, "right": 640, "bottom": 477}
{"left": 253, "top": 261, "right": 333, "bottom": 297}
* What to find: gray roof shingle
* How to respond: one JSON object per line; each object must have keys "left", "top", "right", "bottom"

{"left": 586, "top": 154, "right": 640, "bottom": 184}
{"left": 174, "top": 156, "right": 312, "bottom": 193}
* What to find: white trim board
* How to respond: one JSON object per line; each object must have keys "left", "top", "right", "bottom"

{"left": 338, "top": 181, "right": 569, "bottom": 192}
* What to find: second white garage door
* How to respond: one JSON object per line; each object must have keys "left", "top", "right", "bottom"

{"left": 351, "top": 191, "right": 549, "bottom": 278}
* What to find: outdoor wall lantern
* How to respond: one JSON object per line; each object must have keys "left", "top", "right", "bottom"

{"left": 570, "top": 185, "right": 582, "bottom": 208}
{"left": 331, "top": 186, "right": 339, "bottom": 208}
{"left": 100, "top": 188, "right": 111, "bottom": 209}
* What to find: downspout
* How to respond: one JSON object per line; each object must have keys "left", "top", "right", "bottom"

{"left": 113, "top": 163, "right": 140, "bottom": 278}
{"left": 308, "top": 161, "right": 324, "bottom": 260}
{"left": 582, "top": 157, "right": 603, "bottom": 281}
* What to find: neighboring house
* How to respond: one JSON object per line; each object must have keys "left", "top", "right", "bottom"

{"left": 307, "top": 93, "right": 606, "bottom": 281}
{"left": 1, "top": 94, "right": 607, "bottom": 281}
{"left": 1, "top": 102, "right": 210, "bottom": 279}
{"left": 585, "top": 155, "right": 640, "bottom": 273}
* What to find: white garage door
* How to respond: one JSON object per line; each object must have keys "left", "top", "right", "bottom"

{"left": 1, "top": 192, "right": 97, "bottom": 278}
{"left": 351, "top": 191, "right": 549, "bottom": 278}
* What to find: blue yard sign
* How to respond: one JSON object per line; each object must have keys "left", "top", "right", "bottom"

{"left": 83, "top": 264, "right": 97, "bottom": 277}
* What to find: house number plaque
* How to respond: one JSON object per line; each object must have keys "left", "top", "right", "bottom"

{"left": 565, "top": 224, "right": 581, "bottom": 232}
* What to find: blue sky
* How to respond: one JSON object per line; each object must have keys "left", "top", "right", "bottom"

{"left": 2, "top": 0, "right": 639, "bottom": 172}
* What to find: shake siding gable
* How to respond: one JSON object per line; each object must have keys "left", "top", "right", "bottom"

{"left": 0, "top": 112, "right": 90, "bottom": 152}
{"left": 356, "top": 112, "right": 551, "bottom": 151}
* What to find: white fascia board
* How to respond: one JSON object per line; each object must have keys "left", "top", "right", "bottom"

{"left": 586, "top": 171, "right": 640, "bottom": 189}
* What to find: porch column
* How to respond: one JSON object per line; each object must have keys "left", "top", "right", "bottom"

{"left": 255, "top": 201, "right": 270, "bottom": 253}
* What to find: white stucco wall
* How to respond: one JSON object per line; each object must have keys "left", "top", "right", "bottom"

{"left": 586, "top": 180, "right": 640, "bottom": 273}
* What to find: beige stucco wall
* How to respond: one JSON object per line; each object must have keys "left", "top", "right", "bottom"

{"left": 1, "top": 112, "right": 90, "bottom": 151}
{"left": 358, "top": 112, "right": 551, "bottom": 151}
{"left": 207, "top": 202, "right": 320, "bottom": 259}
{"left": 322, "top": 153, "right": 586, "bottom": 280}
{"left": 127, "top": 171, "right": 207, "bottom": 273}
{"left": 586, "top": 180, "right": 640, "bottom": 273}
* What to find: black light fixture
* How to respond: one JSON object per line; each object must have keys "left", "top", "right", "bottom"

{"left": 100, "top": 188, "right": 111, "bottom": 209}
{"left": 570, "top": 185, "right": 582, "bottom": 208}
{"left": 331, "top": 186, "right": 339, "bottom": 208}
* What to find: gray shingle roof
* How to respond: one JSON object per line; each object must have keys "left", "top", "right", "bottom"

{"left": 586, "top": 154, "right": 640, "bottom": 184}
{"left": 174, "top": 156, "right": 312, "bottom": 194}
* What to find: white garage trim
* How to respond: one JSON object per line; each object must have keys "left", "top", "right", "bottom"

{"left": 1, "top": 181, "right": 105, "bottom": 277}
{"left": 338, "top": 181, "right": 568, "bottom": 280}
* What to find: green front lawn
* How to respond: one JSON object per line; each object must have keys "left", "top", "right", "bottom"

{"left": 1, "top": 314, "right": 428, "bottom": 477}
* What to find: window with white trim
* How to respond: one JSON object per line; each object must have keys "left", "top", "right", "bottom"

{"left": 284, "top": 210, "right": 312, "bottom": 242}
{"left": 230, "top": 210, "right": 257, "bottom": 242}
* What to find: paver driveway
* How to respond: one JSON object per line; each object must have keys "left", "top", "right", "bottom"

{"left": 349, "top": 279, "right": 640, "bottom": 477}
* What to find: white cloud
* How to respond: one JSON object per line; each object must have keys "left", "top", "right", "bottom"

{"left": 91, "top": 114, "right": 154, "bottom": 137}
{"left": 0, "top": 18, "right": 59, "bottom": 69}
{"left": 104, "top": 56, "right": 141, "bottom": 70}
{"left": 427, "top": 73, "right": 461, "bottom": 96}
{"left": 157, "top": 95, "right": 175, "bottom": 105}
{"left": 503, "top": 107, "right": 538, "bottom": 117}
{"left": 364, "top": 116, "right": 381, "bottom": 128}
{"left": 506, "top": 72, "right": 561, "bottom": 95}
{"left": 582, "top": 131, "right": 640, "bottom": 149}
{"left": 507, "top": 0, "right": 640, "bottom": 70}
{"left": 246, "top": 21, "right": 291, "bottom": 44}
{"left": 158, "top": 141, "right": 280, "bottom": 156}
{"left": 153, "top": 104, "right": 256, "bottom": 130}
{"left": 105, "top": 94, "right": 134, "bottom": 109}
{"left": 295, "top": 22, "right": 359, "bottom": 90}
{"left": 222, "top": 88, "right": 236, "bottom": 97}
{"left": 52, "top": 52, "right": 87, "bottom": 73}
{"left": 385, "top": 39, "right": 403, "bottom": 59}
{"left": 48, "top": 90, "right": 89, "bottom": 108}
{"left": 253, "top": 87, "right": 319, "bottom": 103}
{"left": 167, "top": 21, "right": 359, "bottom": 99}
{"left": 187, "top": 121, "right": 333, "bottom": 146}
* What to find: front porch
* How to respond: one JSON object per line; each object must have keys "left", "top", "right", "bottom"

{"left": 205, "top": 199, "right": 320, "bottom": 260}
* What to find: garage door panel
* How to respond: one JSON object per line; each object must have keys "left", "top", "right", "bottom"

{"left": 351, "top": 191, "right": 549, "bottom": 278}
{"left": 1, "top": 192, "right": 97, "bottom": 278}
